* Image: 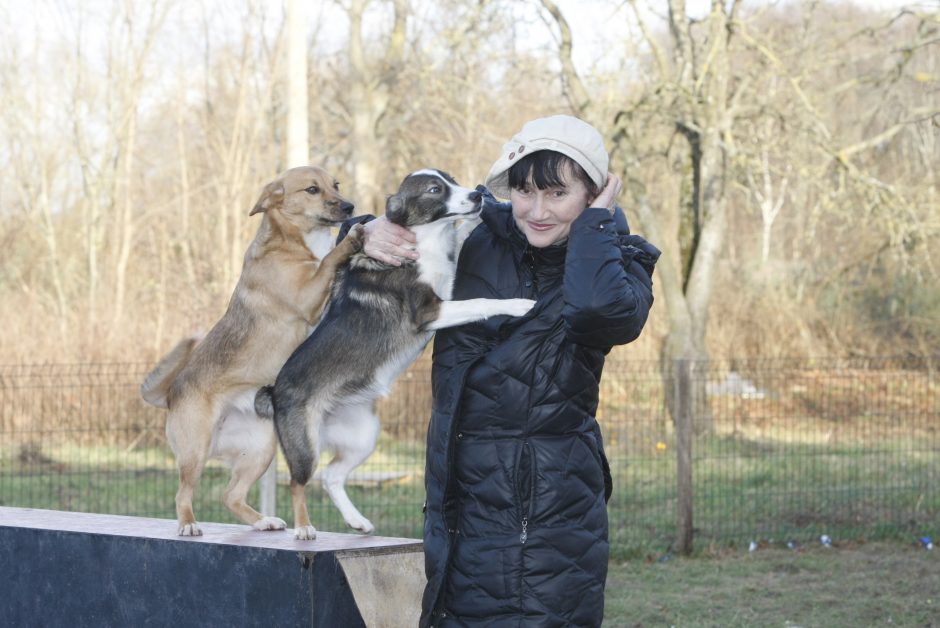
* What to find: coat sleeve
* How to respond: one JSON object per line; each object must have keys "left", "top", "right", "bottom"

{"left": 335, "top": 214, "right": 376, "bottom": 244}
{"left": 562, "top": 207, "right": 660, "bottom": 349}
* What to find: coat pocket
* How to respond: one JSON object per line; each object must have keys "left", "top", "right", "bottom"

{"left": 578, "top": 431, "right": 611, "bottom": 501}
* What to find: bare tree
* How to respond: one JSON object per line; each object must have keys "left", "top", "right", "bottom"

{"left": 0, "top": 0, "right": 935, "bottom": 365}
{"left": 539, "top": 0, "right": 741, "bottom": 430}
{"left": 741, "top": 116, "right": 790, "bottom": 270}
{"left": 345, "top": 0, "right": 408, "bottom": 215}
{"left": 638, "top": 0, "right": 738, "bottom": 374}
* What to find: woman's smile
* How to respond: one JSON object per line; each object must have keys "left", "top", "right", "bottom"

{"left": 527, "top": 221, "right": 555, "bottom": 231}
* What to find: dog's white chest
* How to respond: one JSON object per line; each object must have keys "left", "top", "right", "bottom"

{"left": 372, "top": 340, "right": 431, "bottom": 397}
{"left": 304, "top": 230, "right": 333, "bottom": 260}
{"left": 419, "top": 263, "right": 454, "bottom": 301}
{"left": 413, "top": 223, "right": 457, "bottom": 300}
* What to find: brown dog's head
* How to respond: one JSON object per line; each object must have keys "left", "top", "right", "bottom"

{"left": 250, "top": 166, "right": 354, "bottom": 231}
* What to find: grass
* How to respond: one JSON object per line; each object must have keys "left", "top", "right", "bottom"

{"left": 2, "top": 429, "right": 938, "bottom": 555}
{"left": 0, "top": 437, "right": 428, "bottom": 539}
{"left": 3, "top": 362, "right": 937, "bottom": 623}
{"left": 604, "top": 541, "right": 939, "bottom": 627}
{"left": 606, "top": 433, "right": 939, "bottom": 560}
{"left": 2, "top": 442, "right": 939, "bottom": 626}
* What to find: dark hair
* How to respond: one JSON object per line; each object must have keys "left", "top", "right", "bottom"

{"left": 507, "top": 150, "right": 600, "bottom": 198}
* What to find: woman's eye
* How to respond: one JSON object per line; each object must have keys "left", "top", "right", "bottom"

{"left": 552, "top": 189, "right": 567, "bottom": 198}
{"left": 305, "top": 185, "right": 320, "bottom": 194}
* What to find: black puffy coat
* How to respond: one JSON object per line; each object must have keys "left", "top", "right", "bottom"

{"left": 421, "top": 196, "right": 659, "bottom": 627}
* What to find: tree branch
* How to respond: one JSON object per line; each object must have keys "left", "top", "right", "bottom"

{"left": 538, "top": 0, "right": 591, "bottom": 115}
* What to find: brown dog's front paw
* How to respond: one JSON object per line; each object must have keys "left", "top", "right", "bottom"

{"left": 346, "top": 223, "right": 365, "bottom": 252}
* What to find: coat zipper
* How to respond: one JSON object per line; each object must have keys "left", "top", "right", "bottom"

{"left": 515, "top": 439, "right": 535, "bottom": 544}
{"left": 525, "top": 246, "right": 539, "bottom": 295}
{"left": 518, "top": 251, "right": 541, "bottom": 549}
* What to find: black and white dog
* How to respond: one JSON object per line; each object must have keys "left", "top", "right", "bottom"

{"left": 256, "top": 169, "right": 535, "bottom": 540}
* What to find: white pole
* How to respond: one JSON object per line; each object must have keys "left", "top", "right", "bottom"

{"left": 260, "top": 0, "right": 310, "bottom": 518}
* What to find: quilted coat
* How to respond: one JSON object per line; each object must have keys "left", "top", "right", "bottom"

{"left": 420, "top": 193, "right": 659, "bottom": 627}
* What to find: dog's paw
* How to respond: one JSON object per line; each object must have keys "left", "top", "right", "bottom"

{"left": 346, "top": 516, "right": 375, "bottom": 535}
{"left": 504, "top": 298, "right": 537, "bottom": 317}
{"left": 294, "top": 525, "right": 318, "bottom": 540}
{"left": 345, "top": 223, "right": 365, "bottom": 252}
{"left": 253, "top": 516, "right": 287, "bottom": 531}
{"left": 178, "top": 522, "right": 203, "bottom": 536}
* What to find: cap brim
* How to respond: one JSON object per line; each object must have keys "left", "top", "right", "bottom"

{"left": 484, "top": 140, "right": 606, "bottom": 200}
{"left": 483, "top": 168, "right": 512, "bottom": 199}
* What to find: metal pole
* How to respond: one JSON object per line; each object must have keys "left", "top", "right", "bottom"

{"left": 675, "top": 358, "right": 694, "bottom": 555}
{"left": 260, "top": 458, "right": 277, "bottom": 516}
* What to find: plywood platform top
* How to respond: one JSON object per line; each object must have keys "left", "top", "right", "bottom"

{"left": 0, "top": 506, "right": 422, "bottom": 556}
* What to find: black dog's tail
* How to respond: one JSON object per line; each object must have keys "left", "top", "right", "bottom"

{"left": 254, "top": 385, "right": 275, "bottom": 419}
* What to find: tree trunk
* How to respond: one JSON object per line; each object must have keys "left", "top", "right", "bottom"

{"left": 347, "top": 0, "right": 406, "bottom": 215}
{"left": 111, "top": 107, "right": 138, "bottom": 336}
{"left": 286, "top": 0, "right": 309, "bottom": 168}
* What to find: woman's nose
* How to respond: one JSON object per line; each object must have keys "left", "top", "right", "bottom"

{"left": 530, "top": 193, "right": 548, "bottom": 217}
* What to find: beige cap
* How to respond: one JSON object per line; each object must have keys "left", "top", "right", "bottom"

{"left": 483, "top": 115, "right": 609, "bottom": 199}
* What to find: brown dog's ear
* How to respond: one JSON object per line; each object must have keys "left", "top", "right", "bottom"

{"left": 385, "top": 194, "right": 405, "bottom": 225}
{"left": 250, "top": 182, "right": 285, "bottom": 216}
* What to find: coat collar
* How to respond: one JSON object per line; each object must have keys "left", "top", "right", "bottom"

{"left": 481, "top": 199, "right": 568, "bottom": 268}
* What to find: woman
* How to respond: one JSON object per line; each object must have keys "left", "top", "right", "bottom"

{"left": 363, "top": 115, "right": 659, "bottom": 627}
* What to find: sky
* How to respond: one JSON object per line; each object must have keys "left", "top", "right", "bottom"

{"left": 3, "top": 0, "right": 933, "bottom": 79}
{"left": 553, "top": 0, "right": 935, "bottom": 74}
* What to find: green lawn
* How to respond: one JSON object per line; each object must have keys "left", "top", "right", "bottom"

{"left": 2, "top": 442, "right": 939, "bottom": 626}
{"left": 0, "top": 438, "right": 428, "bottom": 539}
{"left": 605, "top": 541, "right": 939, "bottom": 627}
{"left": 607, "top": 434, "right": 939, "bottom": 560}
{"left": 1, "top": 432, "right": 937, "bottom": 557}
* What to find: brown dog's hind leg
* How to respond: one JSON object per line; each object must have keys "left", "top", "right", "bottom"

{"left": 223, "top": 454, "right": 286, "bottom": 532}
{"left": 166, "top": 399, "right": 216, "bottom": 536}
{"left": 214, "top": 410, "right": 287, "bottom": 531}
{"left": 175, "top": 467, "right": 202, "bottom": 536}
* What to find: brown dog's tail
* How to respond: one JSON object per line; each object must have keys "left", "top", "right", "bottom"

{"left": 140, "top": 335, "right": 202, "bottom": 408}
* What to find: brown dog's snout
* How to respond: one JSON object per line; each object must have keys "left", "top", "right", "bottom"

{"left": 340, "top": 201, "right": 355, "bottom": 216}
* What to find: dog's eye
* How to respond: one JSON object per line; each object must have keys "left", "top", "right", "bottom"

{"left": 305, "top": 185, "right": 320, "bottom": 195}
{"left": 333, "top": 182, "right": 340, "bottom": 190}
{"left": 428, "top": 186, "right": 441, "bottom": 194}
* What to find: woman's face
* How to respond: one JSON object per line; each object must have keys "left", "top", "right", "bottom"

{"left": 510, "top": 166, "right": 593, "bottom": 248}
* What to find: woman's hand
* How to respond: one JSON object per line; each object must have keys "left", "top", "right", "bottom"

{"left": 591, "top": 173, "right": 623, "bottom": 215}
{"left": 362, "top": 216, "right": 419, "bottom": 266}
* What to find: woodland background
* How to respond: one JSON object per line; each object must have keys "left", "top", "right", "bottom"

{"left": 0, "top": 0, "right": 937, "bottom": 366}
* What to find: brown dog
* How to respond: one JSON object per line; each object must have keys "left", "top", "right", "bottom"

{"left": 140, "top": 166, "right": 363, "bottom": 536}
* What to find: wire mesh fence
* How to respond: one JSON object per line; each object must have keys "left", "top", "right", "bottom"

{"left": 1, "top": 357, "right": 937, "bottom": 557}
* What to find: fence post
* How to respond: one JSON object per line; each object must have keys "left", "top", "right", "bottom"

{"left": 675, "top": 358, "right": 694, "bottom": 555}
{"left": 260, "top": 459, "right": 277, "bottom": 517}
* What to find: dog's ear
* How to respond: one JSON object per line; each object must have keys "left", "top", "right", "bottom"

{"left": 385, "top": 194, "right": 406, "bottom": 225}
{"left": 250, "top": 182, "right": 285, "bottom": 216}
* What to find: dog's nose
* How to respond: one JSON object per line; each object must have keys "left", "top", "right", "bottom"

{"left": 341, "top": 201, "right": 355, "bottom": 215}
{"left": 468, "top": 190, "right": 482, "bottom": 203}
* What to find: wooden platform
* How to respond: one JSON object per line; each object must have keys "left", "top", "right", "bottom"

{"left": 0, "top": 507, "right": 424, "bottom": 627}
